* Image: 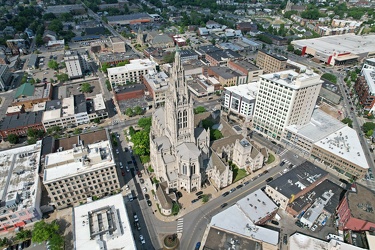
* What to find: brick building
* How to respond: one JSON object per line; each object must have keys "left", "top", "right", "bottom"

{"left": 228, "top": 59, "right": 263, "bottom": 82}
{"left": 205, "top": 50, "right": 242, "bottom": 66}
{"left": 336, "top": 183, "right": 375, "bottom": 231}
{"left": 13, "top": 82, "right": 53, "bottom": 109}
{"left": 207, "top": 66, "right": 246, "bottom": 87}
{"left": 256, "top": 50, "right": 287, "bottom": 73}
{"left": 114, "top": 84, "right": 146, "bottom": 102}
{"left": 354, "top": 69, "right": 375, "bottom": 112}
{"left": 0, "top": 111, "right": 44, "bottom": 138}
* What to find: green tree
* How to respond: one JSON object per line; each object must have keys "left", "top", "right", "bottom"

{"left": 15, "top": 230, "right": 32, "bottom": 242}
{"left": 363, "top": 122, "right": 375, "bottom": 133}
{"left": 194, "top": 106, "right": 206, "bottom": 114}
{"left": 138, "top": 117, "right": 152, "bottom": 131}
{"left": 134, "top": 106, "right": 144, "bottom": 115}
{"left": 27, "top": 128, "right": 38, "bottom": 138}
{"left": 8, "top": 134, "right": 19, "bottom": 144}
{"left": 293, "top": 49, "right": 302, "bottom": 56}
{"left": 36, "top": 78, "right": 41, "bottom": 83}
{"left": 73, "top": 128, "right": 82, "bottom": 135}
{"left": 56, "top": 73, "right": 69, "bottom": 83}
{"left": 47, "top": 126, "right": 61, "bottom": 135}
{"left": 321, "top": 73, "right": 337, "bottom": 83}
{"left": 202, "top": 194, "right": 209, "bottom": 203}
{"left": 80, "top": 82, "right": 92, "bottom": 93}
{"left": 116, "top": 60, "right": 130, "bottom": 67}
{"left": 48, "top": 60, "right": 59, "bottom": 70}
{"left": 105, "top": 79, "right": 112, "bottom": 91}
{"left": 129, "top": 126, "right": 136, "bottom": 137}
{"left": 93, "top": 118, "right": 100, "bottom": 124}
{"left": 0, "top": 237, "right": 9, "bottom": 247}
{"left": 287, "top": 44, "right": 294, "bottom": 52}
{"left": 48, "top": 19, "right": 63, "bottom": 34}
{"left": 366, "top": 129, "right": 373, "bottom": 137}
{"left": 131, "top": 130, "right": 150, "bottom": 156}
{"left": 125, "top": 108, "right": 134, "bottom": 117}
{"left": 32, "top": 220, "right": 59, "bottom": 243}
{"left": 257, "top": 34, "right": 272, "bottom": 44}
{"left": 211, "top": 129, "right": 223, "bottom": 140}
{"left": 172, "top": 202, "right": 180, "bottom": 215}
{"left": 101, "top": 62, "right": 111, "bottom": 73}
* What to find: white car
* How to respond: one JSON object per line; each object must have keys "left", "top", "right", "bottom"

{"left": 116, "top": 149, "right": 119, "bottom": 154}
{"left": 311, "top": 224, "right": 318, "bottom": 231}
{"left": 119, "top": 162, "right": 123, "bottom": 169}
{"left": 143, "top": 187, "right": 147, "bottom": 193}
{"left": 125, "top": 185, "right": 129, "bottom": 191}
{"left": 134, "top": 213, "right": 139, "bottom": 222}
{"left": 139, "top": 235, "right": 145, "bottom": 244}
{"left": 125, "top": 166, "right": 130, "bottom": 172}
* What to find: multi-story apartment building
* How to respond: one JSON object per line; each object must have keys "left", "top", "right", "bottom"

{"left": 256, "top": 50, "right": 287, "bottom": 73}
{"left": 42, "top": 130, "right": 120, "bottom": 209}
{"left": 142, "top": 70, "right": 169, "bottom": 107}
{"left": 355, "top": 69, "right": 375, "bottom": 112}
{"left": 361, "top": 58, "right": 375, "bottom": 73}
{"left": 179, "top": 50, "right": 199, "bottom": 63}
{"left": 109, "top": 36, "right": 126, "bottom": 53}
{"left": 107, "top": 59, "right": 156, "bottom": 86}
{"left": 228, "top": 59, "right": 263, "bottom": 82}
{"left": 223, "top": 84, "right": 257, "bottom": 120}
{"left": 0, "top": 143, "right": 43, "bottom": 232}
{"left": 64, "top": 51, "right": 89, "bottom": 79}
{"left": 205, "top": 50, "right": 242, "bottom": 66}
{"left": 0, "top": 65, "right": 11, "bottom": 90}
{"left": 253, "top": 70, "right": 322, "bottom": 141}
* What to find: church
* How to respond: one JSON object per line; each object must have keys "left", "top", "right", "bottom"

{"left": 149, "top": 48, "right": 212, "bottom": 193}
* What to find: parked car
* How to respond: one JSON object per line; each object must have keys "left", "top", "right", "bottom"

{"left": 266, "top": 177, "right": 273, "bottom": 183}
{"left": 244, "top": 181, "right": 250, "bottom": 185}
{"left": 142, "top": 187, "right": 147, "bottom": 193}
{"left": 236, "top": 184, "right": 243, "bottom": 189}
{"left": 280, "top": 161, "right": 285, "bottom": 166}
{"left": 139, "top": 235, "right": 145, "bottom": 244}
{"left": 222, "top": 191, "right": 229, "bottom": 197}
{"left": 147, "top": 200, "right": 152, "bottom": 206}
{"left": 230, "top": 188, "right": 236, "bottom": 193}
{"left": 311, "top": 224, "right": 318, "bottom": 231}
{"left": 139, "top": 178, "right": 144, "bottom": 184}
{"left": 119, "top": 162, "right": 123, "bottom": 168}
{"left": 191, "top": 199, "right": 199, "bottom": 204}
{"left": 134, "top": 221, "right": 141, "bottom": 231}
{"left": 283, "top": 234, "right": 288, "bottom": 244}
{"left": 196, "top": 191, "right": 203, "bottom": 196}
{"left": 271, "top": 220, "right": 279, "bottom": 225}
{"left": 195, "top": 242, "right": 201, "bottom": 250}
{"left": 221, "top": 203, "right": 227, "bottom": 208}
{"left": 133, "top": 213, "right": 139, "bottom": 222}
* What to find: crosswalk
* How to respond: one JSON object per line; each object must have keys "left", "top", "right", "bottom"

{"left": 177, "top": 218, "right": 183, "bottom": 233}
{"left": 279, "top": 149, "right": 288, "bottom": 156}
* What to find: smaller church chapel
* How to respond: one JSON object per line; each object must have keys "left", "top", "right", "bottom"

{"left": 150, "top": 48, "right": 267, "bottom": 209}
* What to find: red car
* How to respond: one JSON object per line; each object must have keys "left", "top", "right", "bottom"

{"left": 137, "top": 172, "right": 142, "bottom": 178}
{"left": 122, "top": 171, "right": 125, "bottom": 176}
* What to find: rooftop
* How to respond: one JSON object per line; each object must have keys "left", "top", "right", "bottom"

{"left": 109, "top": 36, "right": 123, "bottom": 43}
{"left": 224, "top": 83, "right": 258, "bottom": 102}
{"left": 0, "top": 143, "right": 42, "bottom": 217}
{"left": 114, "top": 84, "right": 145, "bottom": 94}
{"left": 230, "top": 59, "right": 260, "bottom": 72}
{"left": 267, "top": 161, "right": 328, "bottom": 198}
{"left": 14, "top": 83, "right": 51, "bottom": 102}
{"left": 73, "top": 194, "right": 136, "bottom": 250}
{"left": 204, "top": 227, "right": 259, "bottom": 250}
{"left": 292, "top": 33, "right": 375, "bottom": 56}
{"left": 314, "top": 126, "right": 369, "bottom": 169}
{"left": 362, "top": 69, "right": 375, "bottom": 95}
{"left": 209, "top": 66, "right": 243, "bottom": 79}
{"left": 261, "top": 70, "right": 322, "bottom": 90}
{"left": 45, "top": 4, "right": 85, "bottom": 14}
{"left": 211, "top": 205, "right": 279, "bottom": 246}
{"left": 97, "top": 52, "right": 137, "bottom": 64}
{"left": 143, "top": 70, "right": 169, "bottom": 92}
{"left": 259, "top": 49, "right": 287, "bottom": 61}
{"left": 289, "top": 233, "right": 365, "bottom": 250}
{"left": 206, "top": 49, "right": 242, "bottom": 62}
{"left": 236, "top": 189, "right": 278, "bottom": 223}
{"left": 285, "top": 108, "right": 346, "bottom": 143}
{"left": 43, "top": 140, "right": 115, "bottom": 183}
{"left": 92, "top": 94, "right": 106, "bottom": 112}
{"left": 346, "top": 183, "right": 375, "bottom": 223}
{"left": 0, "top": 111, "right": 43, "bottom": 130}
{"left": 107, "top": 59, "right": 156, "bottom": 75}
{"left": 107, "top": 13, "right": 151, "bottom": 22}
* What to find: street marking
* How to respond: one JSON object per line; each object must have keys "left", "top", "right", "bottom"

{"left": 279, "top": 149, "right": 288, "bottom": 156}
{"left": 177, "top": 218, "right": 184, "bottom": 233}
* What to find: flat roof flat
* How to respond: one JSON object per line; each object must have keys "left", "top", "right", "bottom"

{"left": 204, "top": 227, "right": 258, "bottom": 250}
{"left": 107, "top": 59, "right": 155, "bottom": 75}
{"left": 363, "top": 69, "right": 375, "bottom": 94}
{"left": 225, "top": 83, "right": 258, "bottom": 101}
{"left": 314, "top": 126, "right": 369, "bottom": 169}
{"left": 290, "top": 233, "right": 365, "bottom": 250}
{"left": 261, "top": 70, "right": 322, "bottom": 89}
{"left": 211, "top": 205, "right": 279, "bottom": 246}
{"left": 74, "top": 194, "right": 136, "bottom": 250}
{"left": 285, "top": 108, "right": 346, "bottom": 143}
{"left": 292, "top": 33, "right": 375, "bottom": 56}
{"left": 346, "top": 184, "right": 375, "bottom": 224}
{"left": 267, "top": 161, "right": 328, "bottom": 198}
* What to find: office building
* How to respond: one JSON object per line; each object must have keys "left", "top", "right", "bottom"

{"left": 354, "top": 69, "right": 375, "bottom": 112}
{"left": 223, "top": 83, "right": 257, "bottom": 120}
{"left": 142, "top": 70, "right": 169, "bottom": 107}
{"left": 228, "top": 59, "right": 263, "bottom": 82}
{"left": 73, "top": 194, "right": 136, "bottom": 250}
{"left": 109, "top": 36, "right": 126, "bottom": 53}
{"left": 0, "top": 65, "right": 12, "bottom": 90}
{"left": 207, "top": 66, "right": 247, "bottom": 87}
{"left": 0, "top": 111, "right": 44, "bottom": 138}
{"left": 253, "top": 70, "right": 322, "bottom": 140}
{"left": 256, "top": 50, "right": 287, "bottom": 73}
{"left": 107, "top": 59, "right": 156, "bottom": 85}
{"left": 64, "top": 51, "right": 88, "bottom": 79}
{"left": 42, "top": 130, "right": 120, "bottom": 209}
{"left": 0, "top": 143, "right": 43, "bottom": 232}
{"left": 361, "top": 58, "right": 375, "bottom": 72}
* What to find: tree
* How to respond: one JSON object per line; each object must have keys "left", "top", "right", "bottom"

{"left": 366, "top": 129, "right": 373, "bottom": 137}
{"left": 363, "top": 122, "right": 375, "bottom": 133}
{"left": 36, "top": 78, "right": 41, "bottom": 83}
{"left": 8, "top": 134, "right": 19, "bottom": 144}
{"left": 48, "top": 19, "right": 63, "bottom": 34}
{"left": 211, "top": 129, "right": 223, "bottom": 140}
{"left": 32, "top": 220, "right": 60, "bottom": 243}
{"left": 293, "top": 49, "right": 302, "bottom": 56}
{"left": 0, "top": 237, "right": 9, "bottom": 247}
{"left": 138, "top": 117, "right": 152, "bottom": 131}
{"left": 194, "top": 106, "right": 206, "bottom": 114}
{"left": 134, "top": 106, "right": 144, "bottom": 115}
{"left": 48, "top": 60, "right": 59, "bottom": 70}
{"left": 101, "top": 62, "right": 111, "bottom": 73}
{"left": 56, "top": 73, "right": 69, "bottom": 83}
{"left": 27, "top": 128, "right": 38, "bottom": 138}
{"left": 105, "top": 79, "right": 112, "bottom": 91}
{"left": 73, "top": 128, "right": 82, "bottom": 135}
{"left": 15, "top": 230, "right": 32, "bottom": 242}
{"left": 125, "top": 108, "right": 134, "bottom": 117}
{"left": 257, "top": 34, "right": 272, "bottom": 44}
{"left": 131, "top": 130, "right": 150, "bottom": 156}
{"left": 202, "top": 194, "right": 209, "bottom": 203}
{"left": 321, "top": 73, "right": 337, "bottom": 83}
{"left": 287, "top": 44, "right": 294, "bottom": 52}
{"left": 116, "top": 60, "right": 130, "bottom": 67}
{"left": 80, "top": 82, "right": 92, "bottom": 93}
{"left": 93, "top": 118, "right": 100, "bottom": 124}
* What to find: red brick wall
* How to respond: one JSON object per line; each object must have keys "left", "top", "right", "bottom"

{"left": 205, "top": 54, "right": 219, "bottom": 66}
{"left": 228, "top": 61, "right": 248, "bottom": 75}
{"left": 115, "top": 90, "right": 144, "bottom": 102}
{"left": 0, "top": 123, "right": 44, "bottom": 138}
{"left": 143, "top": 78, "right": 155, "bottom": 98}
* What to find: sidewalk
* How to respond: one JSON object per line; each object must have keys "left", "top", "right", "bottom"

{"left": 151, "top": 150, "right": 281, "bottom": 222}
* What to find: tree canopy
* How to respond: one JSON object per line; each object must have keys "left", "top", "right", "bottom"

{"left": 8, "top": 134, "right": 19, "bottom": 144}
{"left": 131, "top": 130, "right": 150, "bottom": 156}
{"left": 48, "top": 60, "right": 59, "bottom": 70}
{"left": 194, "top": 106, "right": 207, "bottom": 114}
{"left": 32, "top": 221, "right": 64, "bottom": 250}
{"left": 363, "top": 122, "right": 375, "bottom": 134}
{"left": 321, "top": 73, "right": 337, "bottom": 83}
{"left": 80, "top": 83, "right": 92, "bottom": 93}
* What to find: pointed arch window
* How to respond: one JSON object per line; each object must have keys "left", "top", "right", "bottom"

{"left": 178, "top": 111, "right": 182, "bottom": 129}
{"left": 183, "top": 110, "right": 188, "bottom": 128}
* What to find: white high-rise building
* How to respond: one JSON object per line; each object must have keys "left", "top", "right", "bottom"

{"left": 253, "top": 70, "right": 322, "bottom": 141}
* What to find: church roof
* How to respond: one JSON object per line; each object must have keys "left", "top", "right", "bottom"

{"left": 194, "top": 111, "right": 212, "bottom": 127}
{"left": 153, "top": 107, "right": 165, "bottom": 129}
{"left": 156, "top": 182, "right": 173, "bottom": 210}
{"left": 176, "top": 142, "right": 201, "bottom": 161}
{"left": 210, "top": 152, "right": 227, "bottom": 174}
{"left": 211, "top": 134, "right": 243, "bottom": 152}
{"left": 154, "top": 136, "right": 171, "bottom": 151}
{"left": 194, "top": 127, "right": 208, "bottom": 141}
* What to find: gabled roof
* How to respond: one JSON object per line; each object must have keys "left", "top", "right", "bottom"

{"left": 14, "top": 82, "right": 35, "bottom": 98}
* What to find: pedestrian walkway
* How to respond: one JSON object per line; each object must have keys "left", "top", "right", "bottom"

{"left": 279, "top": 149, "right": 288, "bottom": 156}
{"left": 176, "top": 218, "right": 184, "bottom": 233}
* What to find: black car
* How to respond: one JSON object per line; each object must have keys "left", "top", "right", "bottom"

{"left": 236, "top": 184, "right": 243, "bottom": 189}
{"left": 280, "top": 161, "right": 285, "bottom": 166}
{"left": 295, "top": 220, "right": 304, "bottom": 228}
{"left": 266, "top": 177, "right": 273, "bottom": 183}
{"left": 145, "top": 194, "right": 150, "bottom": 200}
{"left": 139, "top": 178, "right": 144, "bottom": 184}
{"left": 263, "top": 170, "right": 269, "bottom": 174}
{"left": 176, "top": 191, "right": 182, "bottom": 198}
{"left": 196, "top": 191, "right": 203, "bottom": 196}
{"left": 147, "top": 200, "right": 152, "bottom": 206}
{"left": 127, "top": 161, "right": 132, "bottom": 165}
{"left": 244, "top": 181, "right": 250, "bottom": 185}
{"left": 222, "top": 191, "right": 230, "bottom": 197}
{"left": 191, "top": 199, "right": 199, "bottom": 204}
{"left": 197, "top": 195, "right": 203, "bottom": 199}
{"left": 230, "top": 188, "right": 236, "bottom": 193}
{"left": 221, "top": 203, "right": 228, "bottom": 208}
{"left": 271, "top": 220, "right": 279, "bottom": 225}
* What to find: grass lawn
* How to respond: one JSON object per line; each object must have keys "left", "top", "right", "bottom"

{"left": 232, "top": 165, "right": 248, "bottom": 182}
{"left": 266, "top": 153, "right": 275, "bottom": 164}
